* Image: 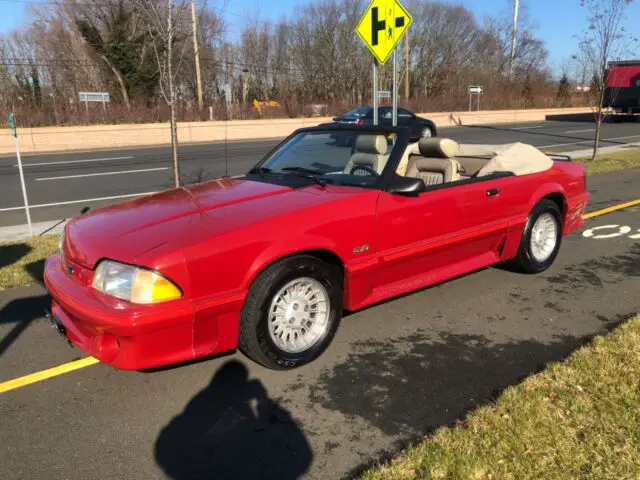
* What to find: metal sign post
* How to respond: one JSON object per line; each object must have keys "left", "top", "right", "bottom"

{"left": 373, "top": 61, "right": 379, "bottom": 125}
{"left": 392, "top": 49, "right": 398, "bottom": 126}
{"left": 468, "top": 86, "right": 483, "bottom": 112}
{"left": 8, "top": 113, "right": 33, "bottom": 237}
{"left": 356, "top": 0, "right": 412, "bottom": 128}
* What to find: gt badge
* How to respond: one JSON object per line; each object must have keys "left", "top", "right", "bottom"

{"left": 353, "top": 244, "right": 370, "bottom": 254}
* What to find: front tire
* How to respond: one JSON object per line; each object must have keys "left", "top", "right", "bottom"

{"left": 511, "top": 199, "right": 563, "bottom": 273}
{"left": 238, "top": 255, "right": 343, "bottom": 370}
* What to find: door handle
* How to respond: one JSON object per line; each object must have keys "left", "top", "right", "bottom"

{"left": 486, "top": 188, "right": 501, "bottom": 197}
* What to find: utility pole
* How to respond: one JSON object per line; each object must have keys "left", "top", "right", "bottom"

{"left": 191, "top": 0, "right": 203, "bottom": 111}
{"left": 405, "top": 32, "right": 410, "bottom": 101}
{"left": 509, "top": 0, "right": 519, "bottom": 79}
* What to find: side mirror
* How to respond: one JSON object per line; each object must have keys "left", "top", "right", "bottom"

{"left": 388, "top": 176, "right": 425, "bottom": 196}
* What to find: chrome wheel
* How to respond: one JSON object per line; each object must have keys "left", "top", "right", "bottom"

{"left": 421, "top": 127, "right": 433, "bottom": 138}
{"left": 530, "top": 213, "right": 558, "bottom": 262}
{"left": 267, "top": 277, "right": 330, "bottom": 354}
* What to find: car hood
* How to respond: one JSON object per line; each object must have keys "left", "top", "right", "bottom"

{"left": 64, "top": 177, "right": 365, "bottom": 268}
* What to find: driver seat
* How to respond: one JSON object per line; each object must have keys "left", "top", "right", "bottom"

{"left": 343, "top": 134, "right": 389, "bottom": 176}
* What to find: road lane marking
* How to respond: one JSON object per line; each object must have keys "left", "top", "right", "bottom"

{"left": 512, "top": 125, "right": 545, "bottom": 130}
{"left": 583, "top": 198, "right": 640, "bottom": 220}
{"left": 36, "top": 167, "right": 168, "bottom": 181}
{"left": 16, "top": 156, "right": 133, "bottom": 167}
{"left": 0, "top": 357, "right": 99, "bottom": 394}
{"left": 583, "top": 225, "right": 632, "bottom": 239}
{"left": 540, "top": 134, "right": 640, "bottom": 149}
{"left": 0, "top": 191, "right": 157, "bottom": 212}
{"left": 564, "top": 128, "right": 596, "bottom": 134}
{"left": 1, "top": 196, "right": 639, "bottom": 394}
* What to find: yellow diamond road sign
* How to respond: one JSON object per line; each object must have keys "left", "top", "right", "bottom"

{"left": 356, "top": 0, "right": 412, "bottom": 65}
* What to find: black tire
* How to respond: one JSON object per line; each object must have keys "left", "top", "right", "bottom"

{"left": 238, "top": 255, "right": 343, "bottom": 370}
{"left": 510, "top": 199, "right": 563, "bottom": 274}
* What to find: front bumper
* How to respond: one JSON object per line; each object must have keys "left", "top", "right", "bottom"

{"left": 44, "top": 254, "right": 196, "bottom": 370}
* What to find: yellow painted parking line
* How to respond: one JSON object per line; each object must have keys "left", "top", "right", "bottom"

{"left": 0, "top": 197, "right": 639, "bottom": 395}
{"left": 0, "top": 357, "right": 99, "bottom": 394}
{"left": 583, "top": 198, "right": 640, "bottom": 220}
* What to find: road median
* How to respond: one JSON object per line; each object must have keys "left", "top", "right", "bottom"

{"left": 0, "top": 107, "right": 590, "bottom": 156}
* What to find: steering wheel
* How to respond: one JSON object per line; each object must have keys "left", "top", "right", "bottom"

{"left": 350, "top": 165, "right": 379, "bottom": 177}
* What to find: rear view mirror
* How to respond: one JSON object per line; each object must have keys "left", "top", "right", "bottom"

{"left": 388, "top": 176, "right": 425, "bottom": 196}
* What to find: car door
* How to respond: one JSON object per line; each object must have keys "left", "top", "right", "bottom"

{"left": 373, "top": 175, "right": 519, "bottom": 298}
{"left": 397, "top": 108, "right": 414, "bottom": 128}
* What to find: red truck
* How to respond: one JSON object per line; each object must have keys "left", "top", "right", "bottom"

{"left": 603, "top": 60, "right": 640, "bottom": 121}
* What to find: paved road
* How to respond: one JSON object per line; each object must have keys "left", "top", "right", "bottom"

{"left": 1, "top": 167, "right": 639, "bottom": 479}
{"left": 1, "top": 118, "right": 639, "bottom": 227}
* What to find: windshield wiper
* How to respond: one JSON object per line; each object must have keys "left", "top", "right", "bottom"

{"left": 280, "top": 167, "right": 328, "bottom": 187}
{"left": 249, "top": 166, "right": 273, "bottom": 175}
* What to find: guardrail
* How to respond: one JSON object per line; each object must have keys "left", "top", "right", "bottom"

{"left": 0, "top": 107, "right": 591, "bottom": 156}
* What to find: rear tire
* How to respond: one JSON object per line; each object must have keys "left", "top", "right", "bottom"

{"left": 421, "top": 126, "right": 434, "bottom": 138}
{"left": 238, "top": 255, "right": 343, "bottom": 370}
{"left": 510, "top": 199, "right": 563, "bottom": 274}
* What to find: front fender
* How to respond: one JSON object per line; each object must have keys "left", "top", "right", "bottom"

{"left": 242, "top": 234, "right": 346, "bottom": 290}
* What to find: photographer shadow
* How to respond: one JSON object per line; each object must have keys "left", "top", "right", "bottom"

{"left": 155, "top": 360, "right": 312, "bottom": 480}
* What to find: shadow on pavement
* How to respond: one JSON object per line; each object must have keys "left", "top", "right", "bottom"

{"left": 0, "top": 259, "right": 49, "bottom": 357}
{"left": 545, "top": 112, "right": 596, "bottom": 123}
{"left": 305, "top": 316, "right": 630, "bottom": 479}
{"left": 155, "top": 360, "right": 312, "bottom": 480}
{"left": 0, "top": 243, "right": 32, "bottom": 269}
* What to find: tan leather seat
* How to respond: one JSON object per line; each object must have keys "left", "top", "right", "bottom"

{"left": 405, "top": 138, "right": 462, "bottom": 185}
{"left": 344, "top": 134, "right": 389, "bottom": 176}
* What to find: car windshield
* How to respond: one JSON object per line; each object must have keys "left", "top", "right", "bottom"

{"left": 344, "top": 107, "right": 371, "bottom": 118}
{"left": 254, "top": 130, "right": 398, "bottom": 188}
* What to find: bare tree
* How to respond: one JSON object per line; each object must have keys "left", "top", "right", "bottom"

{"left": 140, "top": 0, "right": 192, "bottom": 187}
{"left": 574, "top": 0, "right": 635, "bottom": 161}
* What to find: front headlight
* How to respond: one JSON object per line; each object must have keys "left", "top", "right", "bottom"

{"left": 92, "top": 260, "right": 182, "bottom": 304}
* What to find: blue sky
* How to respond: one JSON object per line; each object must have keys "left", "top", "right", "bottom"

{"left": 1, "top": 0, "right": 638, "bottom": 73}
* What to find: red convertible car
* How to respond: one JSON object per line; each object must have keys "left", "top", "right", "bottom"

{"left": 44, "top": 125, "right": 589, "bottom": 370}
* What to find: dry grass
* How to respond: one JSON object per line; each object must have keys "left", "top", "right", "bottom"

{"left": 362, "top": 315, "right": 640, "bottom": 480}
{"left": 580, "top": 148, "right": 640, "bottom": 176}
{"left": 0, "top": 235, "right": 59, "bottom": 290}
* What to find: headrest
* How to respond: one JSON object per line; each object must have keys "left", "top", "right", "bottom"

{"left": 355, "top": 134, "right": 388, "bottom": 155}
{"left": 418, "top": 138, "right": 459, "bottom": 158}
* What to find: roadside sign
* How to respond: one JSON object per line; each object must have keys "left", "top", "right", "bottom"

{"left": 377, "top": 90, "right": 392, "bottom": 98}
{"left": 79, "top": 92, "right": 110, "bottom": 103}
{"left": 356, "top": 0, "right": 412, "bottom": 65}
{"left": 8, "top": 112, "right": 17, "bottom": 138}
{"left": 469, "top": 86, "right": 483, "bottom": 94}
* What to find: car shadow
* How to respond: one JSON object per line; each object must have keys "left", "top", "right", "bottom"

{"left": 0, "top": 259, "right": 49, "bottom": 357}
{"left": 155, "top": 360, "right": 313, "bottom": 480}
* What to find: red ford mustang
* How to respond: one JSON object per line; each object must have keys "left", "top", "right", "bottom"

{"left": 44, "top": 125, "right": 589, "bottom": 370}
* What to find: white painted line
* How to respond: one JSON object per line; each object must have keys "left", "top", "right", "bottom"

{"left": 0, "top": 192, "right": 158, "bottom": 212}
{"left": 15, "top": 156, "right": 133, "bottom": 167}
{"left": 564, "top": 128, "right": 596, "bottom": 134}
{"left": 539, "top": 134, "right": 640, "bottom": 149}
{"left": 36, "top": 167, "right": 168, "bottom": 181}
{"left": 512, "top": 125, "right": 545, "bottom": 130}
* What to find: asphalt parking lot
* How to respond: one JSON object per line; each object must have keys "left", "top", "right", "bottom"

{"left": 0, "top": 166, "right": 639, "bottom": 479}
{"left": 1, "top": 117, "right": 639, "bottom": 227}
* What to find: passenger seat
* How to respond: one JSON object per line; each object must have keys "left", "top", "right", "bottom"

{"left": 405, "top": 138, "right": 462, "bottom": 185}
{"left": 344, "top": 134, "right": 389, "bottom": 176}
